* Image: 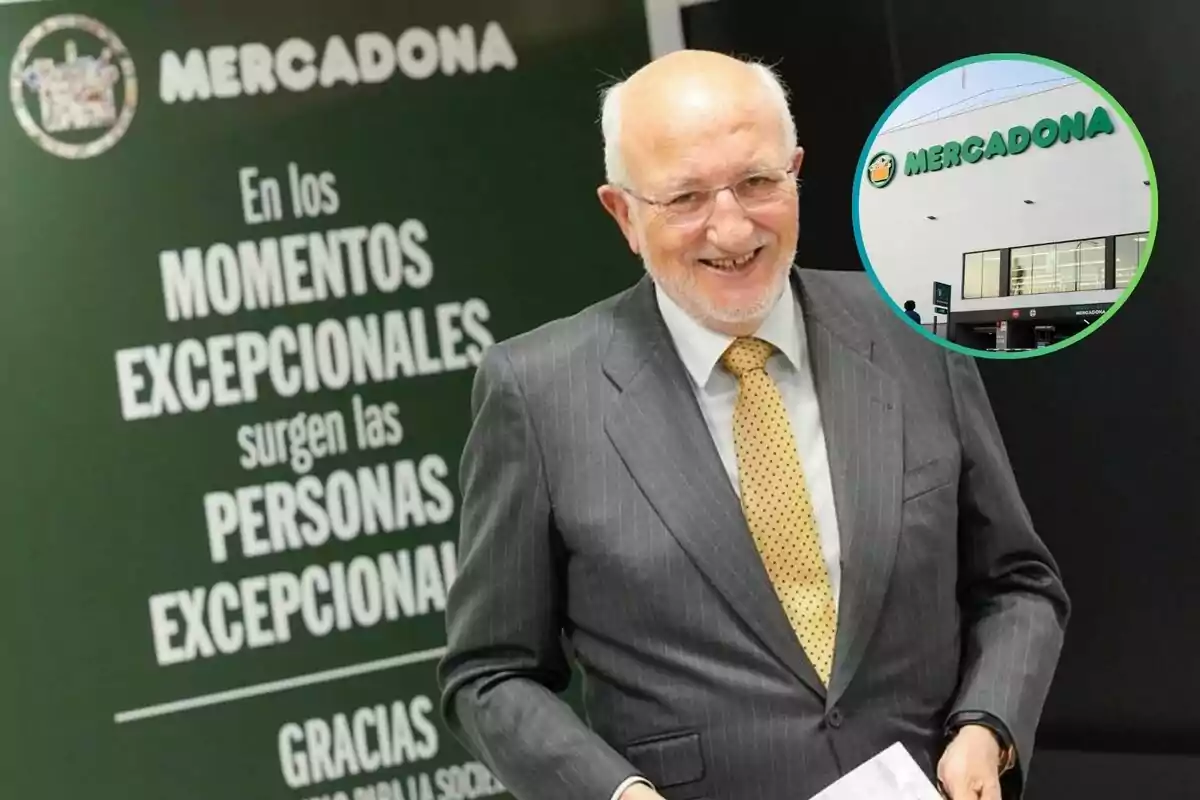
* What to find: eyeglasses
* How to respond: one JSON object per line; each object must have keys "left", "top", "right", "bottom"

{"left": 620, "top": 167, "right": 800, "bottom": 228}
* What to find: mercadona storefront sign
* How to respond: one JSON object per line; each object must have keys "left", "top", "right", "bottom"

{"left": 866, "top": 105, "right": 1116, "bottom": 187}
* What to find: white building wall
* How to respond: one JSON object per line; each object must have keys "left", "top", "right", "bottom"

{"left": 857, "top": 81, "right": 1152, "bottom": 322}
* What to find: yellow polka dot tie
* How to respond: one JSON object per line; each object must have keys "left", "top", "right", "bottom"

{"left": 721, "top": 336, "right": 838, "bottom": 686}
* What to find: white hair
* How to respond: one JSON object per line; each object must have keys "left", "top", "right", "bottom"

{"left": 600, "top": 59, "right": 798, "bottom": 187}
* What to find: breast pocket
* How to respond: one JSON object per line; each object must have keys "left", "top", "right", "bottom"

{"left": 623, "top": 731, "right": 706, "bottom": 797}
{"left": 902, "top": 457, "right": 956, "bottom": 502}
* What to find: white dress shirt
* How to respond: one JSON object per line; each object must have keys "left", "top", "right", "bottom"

{"left": 655, "top": 280, "right": 843, "bottom": 604}
{"left": 610, "top": 281, "right": 844, "bottom": 800}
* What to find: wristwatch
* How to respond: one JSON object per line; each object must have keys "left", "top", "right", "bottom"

{"left": 944, "top": 711, "right": 1017, "bottom": 775}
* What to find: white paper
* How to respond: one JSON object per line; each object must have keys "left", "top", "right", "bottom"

{"left": 809, "top": 742, "right": 943, "bottom": 800}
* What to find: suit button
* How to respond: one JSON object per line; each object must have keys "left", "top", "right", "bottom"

{"left": 825, "top": 708, "right": 843, "bottom": 729}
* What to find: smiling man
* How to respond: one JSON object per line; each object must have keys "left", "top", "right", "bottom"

{"left": 439, "top": 50, "right": 1069, "bottom": 800}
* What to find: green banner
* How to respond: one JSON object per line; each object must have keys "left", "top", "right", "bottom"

{"left": 0, "top": 2, "right": 648, "bottom": 797}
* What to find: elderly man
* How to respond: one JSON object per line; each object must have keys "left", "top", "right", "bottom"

{"left": 438, "top": 50, "right": 1069, "bottom": 800}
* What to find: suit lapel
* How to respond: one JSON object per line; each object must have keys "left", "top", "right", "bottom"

{"left": 603, "top": 276, "right": 827, "bottom": 698}
{"left": 795, "top": 270, "right": 904, "bottom": 709}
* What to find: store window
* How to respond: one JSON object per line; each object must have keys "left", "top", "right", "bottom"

{"left": 1078, "top": 239, "right": 1106, "bottom": 290}
{"left": 1012, "top": 238, "right": 1104, "bottom": 294}
{"left": 962, "top": 249, "right": 1001, "bottom": 299}
{"left": 1057, "top": 239, "right": 1106, "bottom": 292}
{"left": 1011, "top": 245, "right": 1052, "bottom": 295}
{"left": 1115, "top": 233, "right": 1148, "bottom": 288}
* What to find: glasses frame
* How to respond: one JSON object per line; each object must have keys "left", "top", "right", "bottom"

{"left": 618, "top": 167, "right": 802, "bottom": 228}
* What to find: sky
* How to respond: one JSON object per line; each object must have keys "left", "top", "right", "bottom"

{"left": 883, "top": 60, "right": 1078, "bottom": 133}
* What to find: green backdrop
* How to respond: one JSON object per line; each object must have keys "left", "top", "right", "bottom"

{"left": 0, "top": 2, "right": 648, "bottom": 797}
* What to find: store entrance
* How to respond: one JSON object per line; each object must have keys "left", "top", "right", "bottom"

{"left": 950, "top": 317, "right": 1094, "bottom": 351}
{"left": 952, "top": 324, "right": 998, "bottom": 350}
{"left": 1016, "top": 320, "right": 1090, "bottom": 349}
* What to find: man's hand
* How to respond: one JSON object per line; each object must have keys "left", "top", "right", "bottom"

{"left": 619, "top": 781, "right": 665, "bottom": 800}
{"left": 937, "top": 724, "right": 1003, "bottom": 800}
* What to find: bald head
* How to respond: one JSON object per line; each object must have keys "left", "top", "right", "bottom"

{"left": 601, "top": 50, "right": 797, "bottom": 187}
{"left": 595, "top": 51, "right": 803, "bottom": 337}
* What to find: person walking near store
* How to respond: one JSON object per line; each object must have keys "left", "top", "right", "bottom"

{"left": 904, "top": 299, "right": 922, "bottom": 324}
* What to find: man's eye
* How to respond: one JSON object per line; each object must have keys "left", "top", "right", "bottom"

{"left": 667, "top": 192, "right": 702, "bottom": 207}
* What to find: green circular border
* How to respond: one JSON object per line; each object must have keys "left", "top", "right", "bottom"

{"left": 851, "top": 52, "right": 1159, "bottom": 360}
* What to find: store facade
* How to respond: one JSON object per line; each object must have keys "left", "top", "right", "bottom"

{"left": 858, "top": 79, "right": 1151, "bottom": 350}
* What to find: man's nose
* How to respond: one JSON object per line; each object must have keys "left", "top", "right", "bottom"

{"left": 705, "top": 188, "right": 755, "bottom": 247}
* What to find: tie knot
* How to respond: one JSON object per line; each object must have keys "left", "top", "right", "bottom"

{"left": 721, "top": 337, "right": 775, "bottom": 378}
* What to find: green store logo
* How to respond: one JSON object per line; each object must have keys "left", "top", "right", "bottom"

{"left": 866, "top": 151, "right": 897, "bottom": 188}
{"left": 902, "top": 105, "right": 1116, "bottom": 178}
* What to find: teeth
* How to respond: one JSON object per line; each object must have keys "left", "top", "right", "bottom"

{"left": 709, "top": 250, "right": 757, "bottom": 270}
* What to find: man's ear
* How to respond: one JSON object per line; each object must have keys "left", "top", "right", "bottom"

{"left": 792, "top": 146, "right": 805, "bottom": 175}
{"left": 597, "top": 185, "right": 641, "bottom": 254}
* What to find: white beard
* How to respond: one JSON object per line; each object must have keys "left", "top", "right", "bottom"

{"left": 642, "top": 246, "right": 795, "bottom": 331}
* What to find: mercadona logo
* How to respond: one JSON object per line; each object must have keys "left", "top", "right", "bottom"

{"left": 9, "top": 14, "right": 138, "bottom": 159}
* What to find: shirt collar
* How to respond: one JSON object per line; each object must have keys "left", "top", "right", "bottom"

{"left": 655, "top": 277, "right": 805, "bottom": 390}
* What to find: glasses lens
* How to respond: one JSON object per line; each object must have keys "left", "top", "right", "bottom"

{"left": 736, "top": 172, "right": 789, "bottom": 206}
{"left": 663, "top": 192, "right": 711, "bottom": 226}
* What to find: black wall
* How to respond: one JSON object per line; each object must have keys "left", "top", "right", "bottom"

{"left": 684, "top": 1, "right": 1200, "bottom": 795}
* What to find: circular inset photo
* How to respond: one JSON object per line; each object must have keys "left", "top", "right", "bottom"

{"left": 853, "top": 53, "right": 1156, "bottom": 357}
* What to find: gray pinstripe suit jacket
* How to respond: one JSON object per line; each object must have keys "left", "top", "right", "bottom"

{"left": 438, "top": 267, "right": 1070, "bottom": 800}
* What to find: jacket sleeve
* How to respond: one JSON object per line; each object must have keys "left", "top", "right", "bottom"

{"left": 943, "top": 350, "right": 1072, "bottom": 796}
{"left": 437, "top": 344, "right": 644, "bottom": 800}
